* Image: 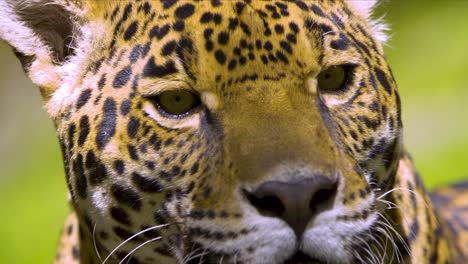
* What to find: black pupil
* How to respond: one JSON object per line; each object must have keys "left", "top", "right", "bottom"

{"left": 175, "top": 95, "right": 182, "bottom": 102}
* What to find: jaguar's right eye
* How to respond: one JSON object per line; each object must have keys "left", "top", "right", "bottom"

{"left": 317, "top": 65, "right": 349, "bottom": 92}
{"left": 151, "top": 90, "right": 201, "bottom": 118}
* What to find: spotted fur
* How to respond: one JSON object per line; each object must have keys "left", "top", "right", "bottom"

{"left": 0, "top": 1, "right": 466, "bottom": 263}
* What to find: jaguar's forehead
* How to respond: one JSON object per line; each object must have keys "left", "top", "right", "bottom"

{"left": 82, "top": 1, "right": 377, "bottom": 96}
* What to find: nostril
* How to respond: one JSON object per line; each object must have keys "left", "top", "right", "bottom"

{"left": 243, "top": 177, "right": 337, "bottom": 237}
{"left": 309, "top": 182, "right": 337, "bottom": 213}
{"left": 243, "top": 190, "right": 285, "bottom": 217}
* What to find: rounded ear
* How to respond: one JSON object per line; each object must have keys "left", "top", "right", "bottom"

{"left": 345, "top": 0, "right": 389, "bottom": 45}
{"left": 0, "top": 0, "right": 82, "bottom": 100}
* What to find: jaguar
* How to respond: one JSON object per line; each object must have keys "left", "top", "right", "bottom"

{"left": 0, "top": 0, "right": 466, "bottom": 263}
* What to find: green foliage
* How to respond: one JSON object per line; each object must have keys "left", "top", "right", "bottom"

{"left": 0, "top": 129, "right": 67, "bottom": 263}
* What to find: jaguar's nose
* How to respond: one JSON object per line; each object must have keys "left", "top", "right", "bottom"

{"left": 244, "top": 176, "right": 337, "bottom": 237}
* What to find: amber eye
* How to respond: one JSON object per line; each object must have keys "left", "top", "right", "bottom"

{"left": 317, "top": 65, "right": 348, "bottom": 92}
{"left": 153, "top": 90, "right": 201, "bottom": 117}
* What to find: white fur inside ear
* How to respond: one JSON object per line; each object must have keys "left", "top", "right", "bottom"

{"left": 346, "top": 0, "right": 378, "bottom": 18}
{"left": 345, "top": 0, "right": 389, "bottom": 44}
{"left": 0, "top": 0, "right": 50, "bottom": 58}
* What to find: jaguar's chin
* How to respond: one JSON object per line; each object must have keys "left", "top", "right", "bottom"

{"left": 284, "top": 251, "right": 322, "bottom": 264}
{"left": 186, "top": 252, "right": 324, "bottom": 264}
{"left": 184, "top": 247, "right": 332, "bottom": 264}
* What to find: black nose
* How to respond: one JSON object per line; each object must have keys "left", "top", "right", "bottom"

{"left": 244, "top": 177, "right": 337, "bottom": 237}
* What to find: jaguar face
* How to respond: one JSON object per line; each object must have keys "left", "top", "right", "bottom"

{"left": 1, "top": 1, "right": 403, "bottom": 263}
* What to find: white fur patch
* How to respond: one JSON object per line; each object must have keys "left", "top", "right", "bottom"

{"left": 0, "top": 0, "right": 79, "bottom": 104}
{"left": 0, "top": 0, "right": 49, "bottom": 57}
{"left": 47, "top": 20, "right": 110, "bottom": 118}
{"left": 345, "top": 0, "right": 389, "bottom": 44}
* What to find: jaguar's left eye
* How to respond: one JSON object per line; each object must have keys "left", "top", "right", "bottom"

{"left": 152, "top": 90, "right": 201, "bottom": 118}
{"left": 317, "top": 65, "right": 349, "bottom": 92}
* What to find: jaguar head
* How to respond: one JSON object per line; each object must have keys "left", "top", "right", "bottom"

{"left": 0, "top": 1, "right": 403, "bottom": 263}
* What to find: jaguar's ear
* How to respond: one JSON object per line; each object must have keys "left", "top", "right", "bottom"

{"left": 345, "top": 0, "right": 389, "bottom": 44}
{"left": 0, "top": 0, "right": 83, "bottom": 100}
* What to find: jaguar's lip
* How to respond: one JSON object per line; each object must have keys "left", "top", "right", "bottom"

{"left": 284, "top": 251, "right": 322, "bottom": 264}
{"left": 185, "top": 250, "right": 324, "bottom": 264}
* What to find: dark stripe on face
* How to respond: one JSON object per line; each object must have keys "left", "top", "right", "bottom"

{"left": 128, "top": 144, "right": 139, "bottom": 160}
{"left": 374, "top": 67, "right": 393, "bottom": 94}
{"left": 111, "top": 184, "right": 143, "bottom": 210}
{"left": 78, "top": 116, "right": 90, "bottom": 146}
{"left": 408, "top": 219, "right": 419, "bottom": 243}
{"left": 88, "top": 159, "right": 108, "bottom": 186}
{"left": 67, "top": 123, "right": 76, "bottom": 151}
{"left": 123, "top": 21, "right": 138, "bottom": 41}
{"left": 113, "top": 226, "right": 141, "bottom": 241}
{"left": 110, "top": 206, "right": 132, "bottom": 226}
{"left": 149, "top": 24, "right": 170, "bottom": 40}
{"left": 174, "top": 3, "right": 195, "bottom": 19}
{"left": 311, "top": 4, "right": 326, "bottom": 17}
{"left": 113, "top": 160, "right": 125, "bottom": 174}
{"left": 96, "top": 98, "right": 117, "bottom": 150}
{"left": 76, "top": 89, "right": 92, "bottom": 109}
{"left": 132, "top": 173, "right": 163, "bottom": 193}
{"left": 113, "top": 66, "right": 132, "bottom": 88}
{"left": 129, "top": 44, "right": 142, "bottom": 63}
{"left": 120, "top": 99, "right": 131, "bottom": 116}
{"left": 127, "top": 116, "right": 140, "bottom": 138}
{"left": 161, "top": 40, "right": 177, "bottom": 56}
{"left": 73, "top": 154, "right": 88, "bottom": 199}
{"left": 98, "top": 74, "right": 106, "bottom": 89}
{"left": 143, "top": 56, "right": 177, "bottom": 78}
{"left": 330, "top": 33, "right": 350, "bottom": 50}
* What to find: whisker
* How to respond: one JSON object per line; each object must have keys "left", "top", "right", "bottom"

{"left": 101, "top": 223, "right": 171, "bottom": 264}
{"left": 356, "top": 228, "right": 379, "bottom": 263}
{"left": 182, "top": 246, "right": 203, "bottom": 264}
{"left": 376, "top": 213, "right": 412, "bottom": 263}
{"left": 379, "top": 223, "right": 396, "bottom": 263}
{"left": 377, "top": 187, "right": 430, "bottom": 210}
{"left": 353, "top": 249, "right": 365, "bottom": 264}
{"left": 377, "top": 212, "right": 411, "bottom": 257}
{"left": 199, "top": 248, "right": 208, "bottom": 264}
{"left": 368, "top": 229, "right": 386, "bottom": 263}
{"left": 373, "top": 222, "right": 397, "bottom": 263}
{"left": 171, "top": 243, "right": 185, "bottom": 263}
{"left": 376, "top": 224, "right": 401, "bottom": 263}
{"left": 183, "top": 248, "right": 208, "bottom": 264}
{"left": 377, "top": 199, "right": 399, "bottom": 209}
{"left": 93, "top": 223, "right": 103, "bottom": 262}
{"left": 119, "top": 236, "right": 162, "bottom": 264}
{"left": 364, "top": 240, "right": 377, "bottom": 264}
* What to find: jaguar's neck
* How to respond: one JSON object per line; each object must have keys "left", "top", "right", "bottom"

{"left": 385, "top": 152, "right": 454, "bottom": 263}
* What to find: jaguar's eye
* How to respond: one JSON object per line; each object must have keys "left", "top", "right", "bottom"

{"left": 153, "top": 90, "right": 201, "bottom": 117}
{"left": 317, "top": 65, "right": 348, "bottom": 92}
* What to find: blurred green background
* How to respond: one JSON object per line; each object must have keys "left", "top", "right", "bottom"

{"left": 0, "top": 1, "right": 467, "bottom": 263}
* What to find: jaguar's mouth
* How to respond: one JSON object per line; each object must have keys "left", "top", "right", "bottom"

{"left": 284, "top": 251, "right": 321, "bottom": 264}
{"left": 185, "top": 250, "right": 323, "bottom": 264}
